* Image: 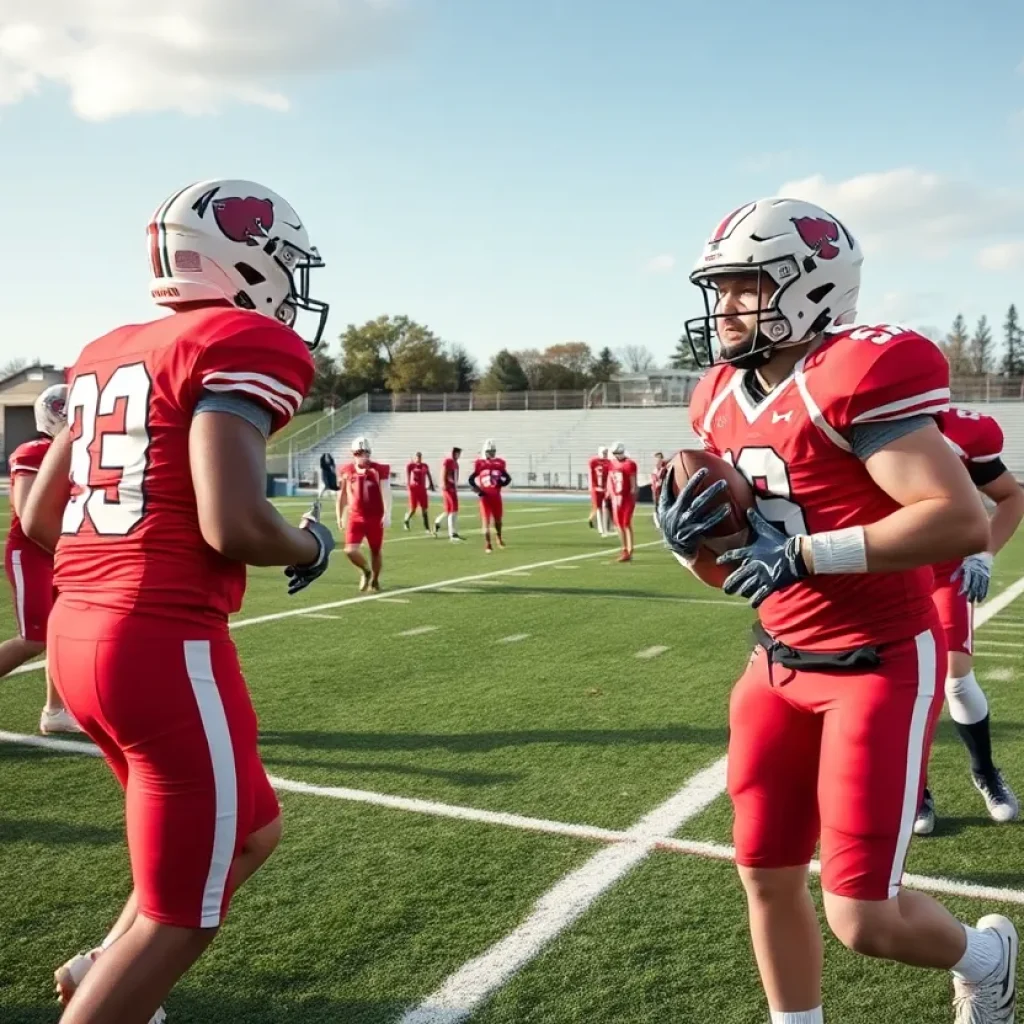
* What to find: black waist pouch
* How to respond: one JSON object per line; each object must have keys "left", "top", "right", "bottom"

{"left": 752, "top": 622, "right": 882, "bottom": 672}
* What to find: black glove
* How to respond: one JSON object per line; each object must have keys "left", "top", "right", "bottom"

{"left": 284, "top": 506, "right": 336, "bottom": 595}
{"left": 658, "top": 466, "right": 731, "bottom": 558}
{"left": 717, "top": 508, "right": 808, "bottom": 608}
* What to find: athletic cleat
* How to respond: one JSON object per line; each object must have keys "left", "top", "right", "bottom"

{"left": 358, "top": 569, "right": 372, "bottom": 592}
{"left": 485, "top": 544, "right": 493, "bottom": 554}
{"left": 953, "top": 914, "right": 1017, "bottom": 1023}
{"left": 55, "top": 948, "right": 167, "bottom": 1022}
{"left": 403, "top": 520, "right": 411, "bottom": 531}
{"left": 973, "top": 769, "right": 1020, "bottom": 824}
{"left": 914, "top": 789, "right": 936, "bottom": 836}
{"left": 370, "top": 580, "right": 381, "bottom": 593}
{"left": 496, "top": 537, "right": 505, "bottom": 549}
{"left": 40, "top": 707, "right": 82, "bottom": 735}
{"left": 617, "top": 551, "right": 632, "bottom": 563}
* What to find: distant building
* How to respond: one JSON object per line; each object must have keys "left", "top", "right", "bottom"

{"left": 0, "top": 364, "right": 66, "bottom": 469}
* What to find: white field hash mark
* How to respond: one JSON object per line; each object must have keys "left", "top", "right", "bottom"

{"left": 635, "top": 645, "right": 669, "bottom": 660}
{"left": 499, "top": 634, "right": 530, "bottom": 644}
{"left": 398, "top": 626, "right": 438, "bottom": 637}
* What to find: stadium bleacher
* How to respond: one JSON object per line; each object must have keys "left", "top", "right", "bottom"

{"left": 286, "top": 400, "right": 1024, "bottom": 491}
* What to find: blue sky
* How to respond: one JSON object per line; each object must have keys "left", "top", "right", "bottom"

{"left": 1, "top": 0, "right": 1023, "bottom": 374}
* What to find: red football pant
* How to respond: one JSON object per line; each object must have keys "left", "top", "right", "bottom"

{"left": 932, "top": 570, "right": 973, "bottom": 656}
{"left": 479, "top": 493, "right": 503, "bottom": 524}
{"left": 612, "top": 499, "right": 635, "bottom": 529}
{"left": 408, "top": 486, "right": 429, "bottom": 512}
{"left": 442, "top": 489, "right": 459, "bottom": 514}
{"left": 346, "top": 516, "right": 384, "bottom": 554}
{"left": 5, "top": 543, "right": 53, "bottom": 642}
{"left": 727, "top": 624, "right": 945, "bottom": 900}
{"left": 47, "top": 602, "right": 280, "bottom": 929}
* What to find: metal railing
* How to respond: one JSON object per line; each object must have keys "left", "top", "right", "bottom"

{"left": 266, "top": 395, "right": 369, "bottom": 457}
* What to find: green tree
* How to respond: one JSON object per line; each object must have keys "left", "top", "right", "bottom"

{"left": 448, "top": 344, "right": 478, "bottom": 392}
{"left": 591, "top": 347, "right": 620, "bottom": 383}
{"left": 969, "top": 315, "right": 994, "bottom": 376}
{"left": 541, "top": 342, "right": 595, "bottom": 388}
{"left": 1002, "top": 304, "right": 1024, "bottom": 377}
{"left": 670, "top": 329, "right": 704, "bottom": 370}
{"left": 306, "top": 348, "right": 346, "bottom": 410}
{"left": 478, "top": 350, "right": 529, "bottom": 391}
{"left": 339, "top": 315, "right": 452, "bottom": 393}
{"left": 941, "top": 313, "right": 972, "bottom": 376}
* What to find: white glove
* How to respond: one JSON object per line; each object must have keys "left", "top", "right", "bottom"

{"left": 952, "top": 552, "right": 993, "bottom": 603}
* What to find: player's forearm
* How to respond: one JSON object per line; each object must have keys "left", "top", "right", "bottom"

{"left": 205, "top": 499, "right": 318, "bottom": 567}
{"left": 800, "top": 497, "right": 989, "bottom": 574}
{"left": 988, "top": 492, "right": 1024, "bottom": 555}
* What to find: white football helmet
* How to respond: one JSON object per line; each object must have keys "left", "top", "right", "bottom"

{"left": 147, "top": 179, "right": 329, "bottom": 349}
{"left": 597, "top": 446, "right": 610, "bottom": 459}
{"left": 686, "top": 197, "right": 863, "bottom": 368}
{"left": 611, "top": 441, "right": 626, "bottom": 459}
{"left": 351, "top": 436, "right": 372, "bottom": 455}
{"left": 482, "top": 439, "right": 497, "bottom": 457}
{"left": 35, "top": 383, "right": 68, "bottom": 437}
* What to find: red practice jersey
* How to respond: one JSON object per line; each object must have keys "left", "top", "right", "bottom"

{"left": 607, "top": 459, "right": 637, "bottom": 503}
{"left": 7, "top": 436, "right": 53, "bottom": 552}
{"left": 341, "top": 461, "right": 391, "bottom": 519}
{"left": 934, "top": 407, "right": 1005, "bottom": 577}
{"left": 690, "top": 324, "right": 950, "bottom": 651}
{"left": 407, "top": 461, "right": 432, "bottom": 490}
{"left": 651, "top": 464, "right": 666, "bottom": 502}
{"left": 473, "top": 457, "right": 508, "bottom": 494}
{"left": 588, "top": 456, "right": 610, "bottom": 493}
{"left": 53, "top": 307, "right": 314, "bottom": 633}
{"left": 441, "top": 456, "right": 459, "bottom": 491}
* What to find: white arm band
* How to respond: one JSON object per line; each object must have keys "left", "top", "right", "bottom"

{"left": 809, "top": 526, "right": 868, "bottom": 574}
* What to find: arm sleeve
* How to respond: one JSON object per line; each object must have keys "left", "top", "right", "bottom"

{"left": 190, "top": 323, "right": 315, "bottom": 435}
{"left": 467, "top": 468, "right": 480, "bottom": 491}
{"left": 969, "top": 458, "right": 1009, "bottom": 487}
{"left": 849, "top": 414, "right": 934, "bottom": 461}
{"left": 193, "top": 390, "right": 272, "bottom": 438}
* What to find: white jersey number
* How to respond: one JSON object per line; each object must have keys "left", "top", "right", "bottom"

{"left": 725, "top": 446, "right": 809, "bottom": 537}
{"left": 63, "top": 364, "right": 153, "bottom": 536}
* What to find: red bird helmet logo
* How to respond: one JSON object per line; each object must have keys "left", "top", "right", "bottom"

{"left": 211, "top": 196, "right": 275, "bottom": 246}
{"left": 792, "top": 216, "right": 841, "bottom": 260}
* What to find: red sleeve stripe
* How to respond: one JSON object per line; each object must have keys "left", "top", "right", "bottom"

{"left": 850, "top": 388, "right": 950, "bottom": 425}
{"left": 201, "top": 371, "right": 302, "bottom": 417}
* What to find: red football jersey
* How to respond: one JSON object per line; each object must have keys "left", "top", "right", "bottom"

{"left": 934, "top": 407, "right": 1004, "bottom": 578}
{"left": 651, "top": 464, "right": 666, "bottom": 501}
{"left": 690, "top": 324, "right": 950, "bottom": 651}
{"left": 406, "top": 461, "right": 432, "bottom": 490}
{"left": 607, "top": 459, "right": 637, "bottom": 503}
{"left": 7, "top": 436, "right": 53, "bottom": 552}
{"left": 588, "top": 456, "right": 610, "bottom": 492}
{"left": 53, "top": 307, "right": 314, "bottom": 633}
{"left": 441, "top": 456, "right": 459, "bottom": 491}
{"left": 341, "top": 461, "right": 391, "bottom": 519}
{"left": 473, "top": 457, "right": 508, "bottom": 494}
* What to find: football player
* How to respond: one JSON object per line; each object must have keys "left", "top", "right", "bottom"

{"left": 336, "top": 436, "right": 391, "bottom": 591}
{"left": 404, "top": 452, "right": 435, "bottom": 533}
{"left": 318, "top": 450, "right": 338, "bottom": 499}
{"left": 469, "top": 439, "right": 511, "bottom": 553}
{"left": 607, "top": 442, "right": 637, "bottom": 562}
{"left": 433, "top": 446, "right": 464, "bottom": 541}
{"left": 659, "top": 197, "right": 1016, "bottom": 1024}
{"left": 914, "top": 406, "right": 1024, "bottom": 835}
{"left": 22, "top": 178, "right": 335, "bottom": 1024}
{"left": 0, "top": 384, "right": 79, "bottom": 733}
{"left": 650, "top": 451, "right": 667, "bottom": 528}
{"left": 587, "top": 446, "right": 612, "bottom": 535}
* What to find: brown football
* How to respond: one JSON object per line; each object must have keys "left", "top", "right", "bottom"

{"left": 664, "top": 449, "right": 756, "bottom": 588}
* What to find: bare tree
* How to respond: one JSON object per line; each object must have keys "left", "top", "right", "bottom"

{"left": 0, "top": 357, "right": 27, "bottom": 379}
{"left": 617, "top": 345, "right": 657, "bottom": 373}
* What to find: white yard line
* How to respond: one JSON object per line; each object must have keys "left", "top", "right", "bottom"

{"left": 397, "top": 626, "right": 438, "bottom": 637}
{"left": 499, "top": 634, "right": 530, "bottom": 644}
{"left": 301, "top": 613, "right": 343, "bottom": 620}
{"left": 975, "top": 640, "right": 1024, "bottom": 649}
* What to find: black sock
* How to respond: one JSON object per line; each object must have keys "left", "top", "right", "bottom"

{"left": 422, "top": 511, "right": 429, "bottom": 529}
{"left": 955, "top": 714, "right": 995, "bottom": 776}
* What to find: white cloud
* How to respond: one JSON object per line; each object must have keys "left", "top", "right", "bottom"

{"left": 0, "top": 0, "right": 410, "bottom": 120}
{"left": 977, "top": 241, "right": 1024, "bottom": 270}
{"left": 777, "top": 168, "right": 1024, "bottom": 257}
{"left": 644, "top": 253, "right": 675, "bottom": 274}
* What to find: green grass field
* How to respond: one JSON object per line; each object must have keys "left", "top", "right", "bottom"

{"left": 1, "top": 497, "right": 1023, "bottom": 1023}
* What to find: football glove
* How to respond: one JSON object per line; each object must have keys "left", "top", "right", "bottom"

{"left": 658, "top": 466, "right": 732, "bottom": 558}
{"left": 285, "top": 504, "right": 336, "bottom": 595}
{"left": 717, "top": 508, "right": 808, "bottom": 609}
{"left": 951, "top": 552, "right": 993, "bottom": 603}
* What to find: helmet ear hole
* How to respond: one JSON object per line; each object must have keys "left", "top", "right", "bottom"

{"left": 807, "top": 283, "right": 834, "bottom": 304}
{"left": 234, "top": 262, "right": 266, "bottom": 286}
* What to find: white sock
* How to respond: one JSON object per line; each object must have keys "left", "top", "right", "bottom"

{"left": 770, "top": 1009, "right": 823, "bottom": 1024}
{"left": 448, "top": 513, "right": 457, "bottom": 539}
{"left": 953, "top": 924, "right": 1004, "bottom": 982}
{"left": 946, "top": 672, "right": 989, "bottom": 725}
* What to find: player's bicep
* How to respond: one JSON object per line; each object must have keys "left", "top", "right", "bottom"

{"left": 189, "top": 409, "right": 269, "bottom": 551}
{"left": 863, "top": 419, "right": 979, "bottom": 507}
{"left": 21, "top": 429, "right": 72, "bottom": 552}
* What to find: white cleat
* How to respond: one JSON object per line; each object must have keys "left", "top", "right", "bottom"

{"left": 55, "top": 948, "right": 167, "bottom": 1021}
{"left": 40, "top": 707, "right": 82, "bottom": 735}
{"left": 914, "top": 789, "right": 936, "bottom": 836}
{"left": 973, "top": 770, "right": 1020, "bottom": 824}
{"left": 954, "top": 915, "right": 1018, "bottom": 1023}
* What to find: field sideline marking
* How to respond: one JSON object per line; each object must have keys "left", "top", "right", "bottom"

{"left": 2, "top": 732, "right": 1024, "bottom": 914}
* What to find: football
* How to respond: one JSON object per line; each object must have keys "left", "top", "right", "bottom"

{"left": 664, "top": 449, "right": 756, "bottom": 588}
